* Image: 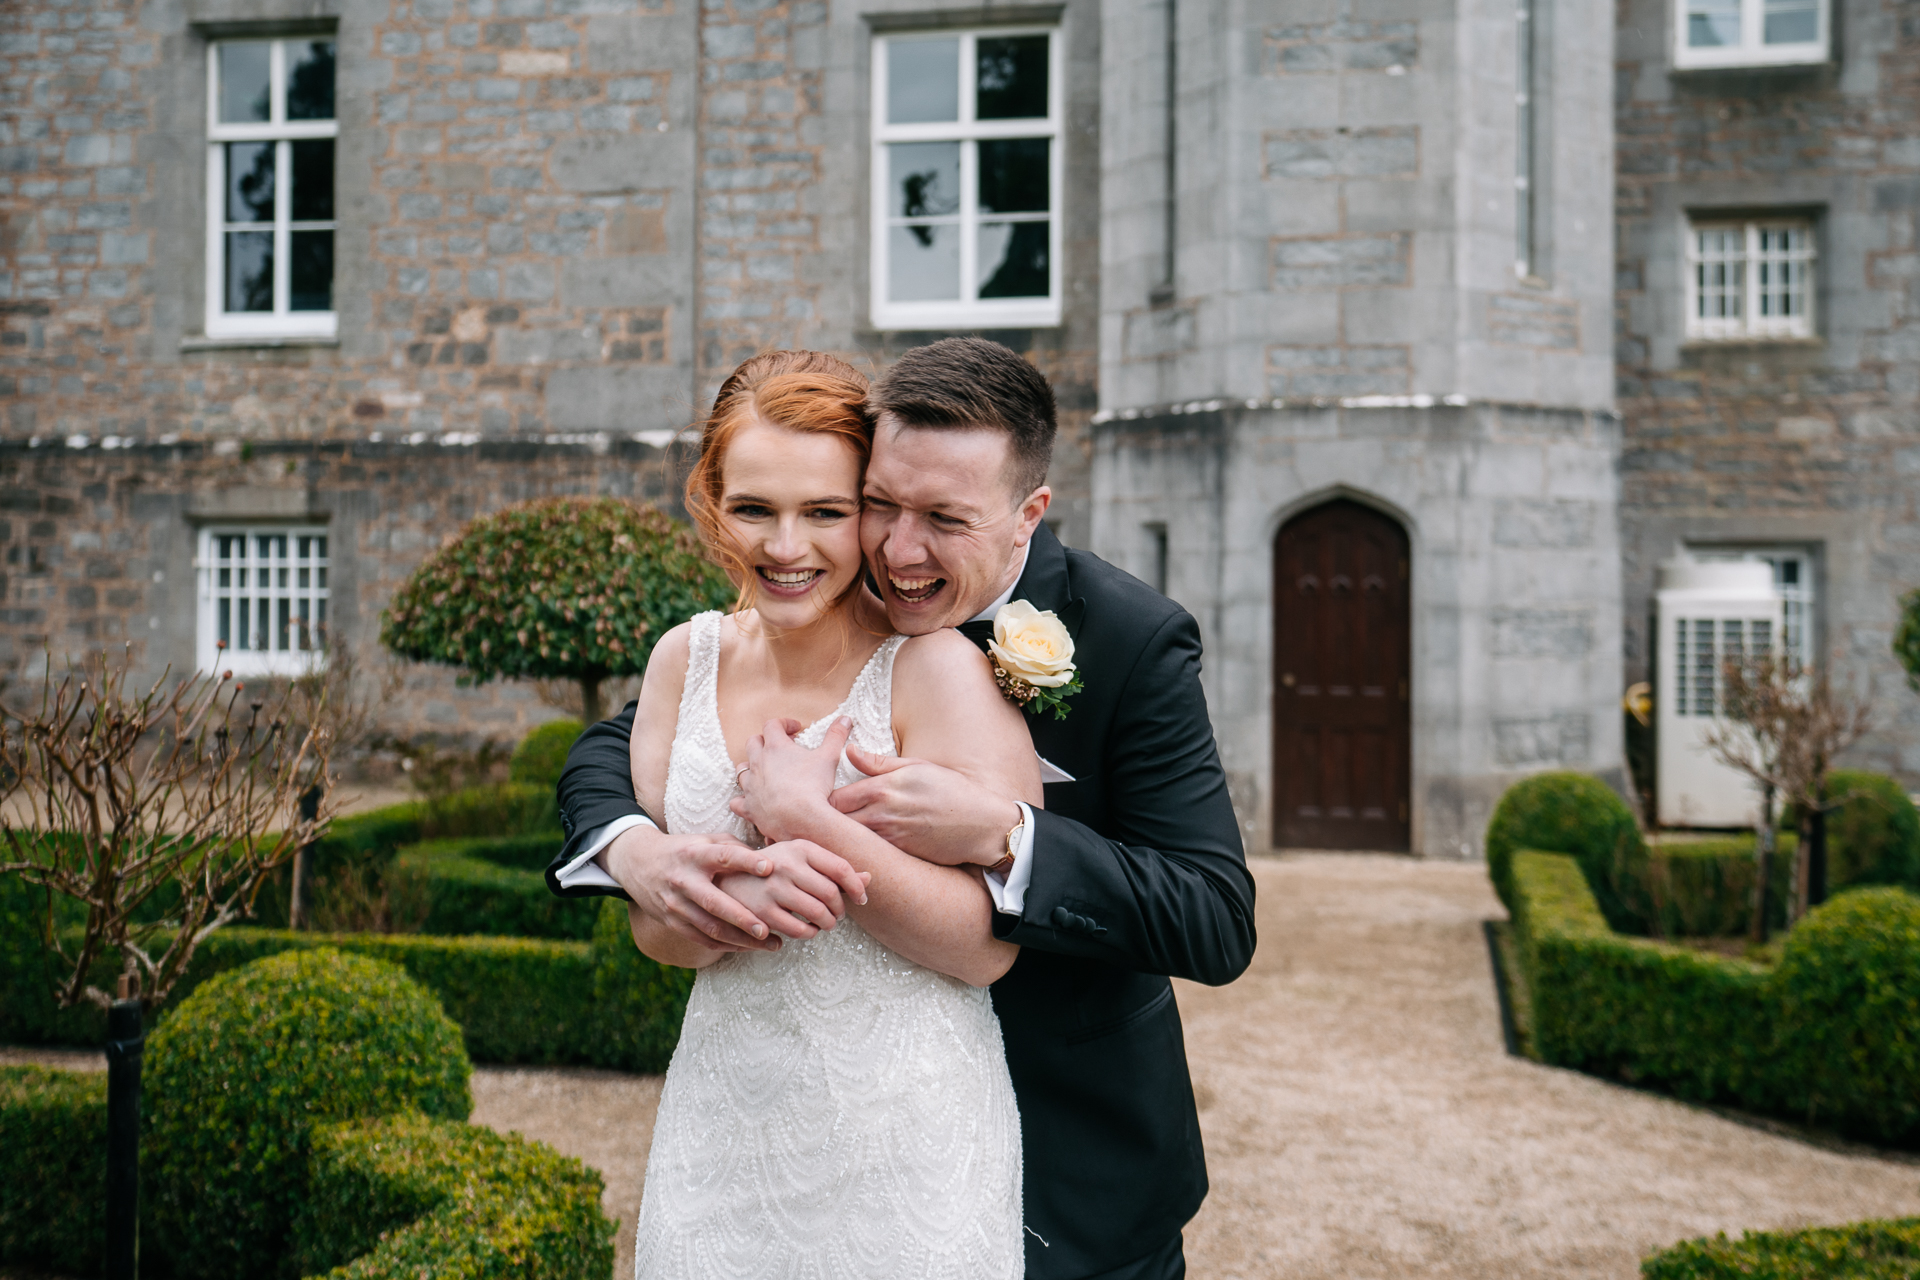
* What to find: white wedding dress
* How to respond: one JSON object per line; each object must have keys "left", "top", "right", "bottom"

{"left": 631, "top": 610, "right": 1023, "bottom": 1280}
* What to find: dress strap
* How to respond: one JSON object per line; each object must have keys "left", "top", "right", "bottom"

{"left": 842, "top": 633, "right": 910, "bottom": 757}
{"left": 677, "top": 610, "right": 725, "bottom": 732}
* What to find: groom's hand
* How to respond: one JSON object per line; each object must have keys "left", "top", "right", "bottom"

{"left": 832, "top": 746, "right": 1022, "bottom": 868}
{"left": 601, "top": 823, "right": 783, "bottom": 952}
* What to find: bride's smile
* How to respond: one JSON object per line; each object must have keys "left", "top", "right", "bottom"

{"left": 715, "top": 415, "right": 865, "bottom": 630}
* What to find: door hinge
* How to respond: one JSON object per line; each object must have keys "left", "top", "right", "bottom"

{"left": 1399, "top": 800, "right": 1408, "bottom": 822}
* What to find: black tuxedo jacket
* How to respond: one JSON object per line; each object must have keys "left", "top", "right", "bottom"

{"left": 548, "top": 523, "right": 1256, "bottom": 1279}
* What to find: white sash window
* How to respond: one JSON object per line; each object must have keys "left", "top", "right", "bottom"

{"left": 1685, "top": 219, "right": 1815, "bottom": 341}
{"left": 205, "top": 38, "right": 338, "bottom": 341}
{"left": 1674, "top": 0, "right": 1827, "bottom": 68}
{"left": 196, "top": 527, "right": 331, "bottom": 676}
{"left": 869, "top": 28, "right": 1063, "bottom": 331}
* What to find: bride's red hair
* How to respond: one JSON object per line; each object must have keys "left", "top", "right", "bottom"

{"left": 685, "top": 350, "right": 874, "bottom": 615}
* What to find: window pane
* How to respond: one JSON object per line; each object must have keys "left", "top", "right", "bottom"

{"left": 978, "top": 138, "right": 1049, "bottom": 214}
{"left": 978, "top": 221, "right": 1049, "bottom": 298}
{"left": 219, "top": 42, "right": 272, "bottom": 123}
{"left": 888, "top": 142, "right": 960, "bottom": 219}
{"left": 277, "top": 598, "right": 291, "bottom": 652}
{"left": 888, "top": 224, "right": 960, "bottom": 301}
{"left": 887, "top": 38, "right": 959, "bottom": 124}
{"left": 1764, "top": 0, "right": 1818, "bottom": 43}
{"left": 1694, "top": 228, "right": 1744, "bottom": 320}
{"left": 1687, "top": 0, "right": 1741, "bottom": 46}
{"left": 976, "top": 36, "right": 1048, "bottom": 119}
{"left": 286, "top": 40, "right": 336, "bottom": 120}
{"left": 290, "top": 231, "right": 333, "bottom": 311}
{"left": 291, "top": 139, "right": 333, "bottom": 220}
{"left": 225, "top": 232, "right": 274, "bottom": 312}
{"left": 225, "top": 142, "right": 275, "bottom": 223}
{"left": 218, "top": 598, "right": 231, "bottom": 648}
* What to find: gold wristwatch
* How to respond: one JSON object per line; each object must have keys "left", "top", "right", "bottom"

{"left": 985, "top": 814, "right": 1023, "bottom": 878}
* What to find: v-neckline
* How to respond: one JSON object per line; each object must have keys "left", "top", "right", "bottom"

{"left": 708, "top": 625, "right": 895, "bottom": 770}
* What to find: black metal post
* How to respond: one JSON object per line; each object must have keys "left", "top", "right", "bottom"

{"left": 291, "top": 782, "right": 323, "bottom": 929}
{"left": 1808, "top": 789, "right": 1828, "bottom": 908}
{"left": 106, "top": 997, "right": 143, "bottom": 1280}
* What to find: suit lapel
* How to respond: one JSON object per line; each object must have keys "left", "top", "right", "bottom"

{"left": 1004, "top": 524, "right": 1085, "bottom": 766}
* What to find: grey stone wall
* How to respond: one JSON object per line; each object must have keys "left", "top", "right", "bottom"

{"left": 1091, "top": 401, "right": 1625, "bottom": 858}
{"left": 1614, "top": 0, "right": 1920, "bottom": 782}
{"left": 0, "top": 436, "right": 683, "bottom": 741}
{"left": 1098, "top": 0, "right": 1616, "bottom": 416}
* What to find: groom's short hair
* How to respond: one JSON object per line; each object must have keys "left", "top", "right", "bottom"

{"left": 870, "top": 337, "right": 1057, "bottom": 498}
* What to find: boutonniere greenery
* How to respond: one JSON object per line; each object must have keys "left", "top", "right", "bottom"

{"left": 987, "top": 599, "right": 1084, "bottom": 720}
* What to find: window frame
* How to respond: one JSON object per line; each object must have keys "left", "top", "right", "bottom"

{"left": 1672, "top": 0, "right": 1828, "bottom": 69}
{"left": 194, "top": 525, "right": 333, "bottom": 677}
{"left": 204, "top": 38, "right": 339, "bottom": 341}
{"left": 1686, "top": 546, "right": 1817, "bottom": 666}
{"left": 868, "top": 26, "right": 1065, "bottom": 332}
{"left": 1683, "top": 217, "right": 1817, "bottom": 342}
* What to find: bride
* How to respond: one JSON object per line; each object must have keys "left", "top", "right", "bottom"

{"left": 623, "top": 350, "right": 1036, "bottom": 1278}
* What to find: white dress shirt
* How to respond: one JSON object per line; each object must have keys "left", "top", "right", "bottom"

{"left": 556, "top": 544, "right": 1040, "bottom": 915}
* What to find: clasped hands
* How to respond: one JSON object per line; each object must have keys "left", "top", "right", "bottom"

{"left": 605, "top": 717, "right": 1015, "bottom": 954}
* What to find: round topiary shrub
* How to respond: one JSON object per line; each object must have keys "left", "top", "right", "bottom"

{"left": 1485, "top": 770, "right": 1647, "bottom": 929}
{"left": 509, "top": 717, "right": 585, "bottom": 790}
{"left": 145, "top": 947, "right": 472, "bottom": 1280}
{"left": 1824, "top": 769, "right": 1920, "bottom": 893}
{"left": 1775, "top": 887, "right": 1920, "bottom": 1145}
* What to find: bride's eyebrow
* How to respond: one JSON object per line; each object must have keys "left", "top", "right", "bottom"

{"left": 722, "top": 491, "right": 859, "bottom": 506}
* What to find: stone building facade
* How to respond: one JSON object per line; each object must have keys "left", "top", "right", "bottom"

{"left": 1, "top": 0, "right": 1915, "bottom": 851}
{"left": 1613, "top": 0, "right": 1920, "bottom": 782}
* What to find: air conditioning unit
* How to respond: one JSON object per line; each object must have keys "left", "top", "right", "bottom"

{"left": 1655, "top": 559, "right": 1783, "bottom": 828}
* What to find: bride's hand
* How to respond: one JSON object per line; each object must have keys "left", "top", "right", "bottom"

{"left": 718, "top": 839, "right": 871, "bottom": 939}
{"left": 731, "top": 717, "right": 853, "bottom": 843}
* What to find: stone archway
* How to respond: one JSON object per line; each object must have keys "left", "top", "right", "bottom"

{"left": 1272, "top": 499, "right": 1411, "bottom": 851}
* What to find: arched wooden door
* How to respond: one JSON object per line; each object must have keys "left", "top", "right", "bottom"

{"left": 1272, "top": 500, "right": 1411, "bottom": 850}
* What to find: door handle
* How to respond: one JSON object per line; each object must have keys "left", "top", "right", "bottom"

{"left": 1281, "top": 672, "right": 1296, "bottom": 687}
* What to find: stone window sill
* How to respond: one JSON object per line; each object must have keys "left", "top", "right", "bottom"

{"left": 1679, "top": 336, "right": 1824, "bottom": 352}
{"left": 180, "top": 334, "right": 340, "bottom": 352}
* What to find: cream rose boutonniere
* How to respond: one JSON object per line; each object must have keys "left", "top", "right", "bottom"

{"left": 988, "top": 599, "right": 1084, "bottom": 720}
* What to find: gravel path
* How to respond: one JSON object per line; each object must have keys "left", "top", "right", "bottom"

{"left": 8, "top": 852, "right": 1918, "bottom": 1279}
{"left": 1176, "top": 853, "right": 1920, "bottom": 1278}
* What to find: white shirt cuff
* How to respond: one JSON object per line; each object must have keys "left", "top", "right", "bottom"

{"left": 984, "top": 802, "right": 1036, "bottom": 917}
{"left": 554, "top": 813, "right": 657, "bottom": 891}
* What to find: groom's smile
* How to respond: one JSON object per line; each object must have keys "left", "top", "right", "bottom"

{"left": 860, "top": 415, "right": 1049, "bottom": 636}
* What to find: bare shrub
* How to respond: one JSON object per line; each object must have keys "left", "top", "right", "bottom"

{"left": 0, "top": 644, "right": 340, "bottom": 1011}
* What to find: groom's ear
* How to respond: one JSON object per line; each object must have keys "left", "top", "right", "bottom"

{"left": 1011, "top": 485, "right": 1051, "bottom": 548}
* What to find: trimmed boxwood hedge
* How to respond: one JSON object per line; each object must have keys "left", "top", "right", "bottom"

{"left": 1643, "top": 1217, "right": 1920, "bottom": 1279}
{"left": 509, "top": 719, "right": 585, "bottom": 791}
{"left": 1, "top": 898, "right": 692, "bottom": 1073}
{"left": 1823, "top": 769, "right": 1920, "bottom": 892}
{"left": 1637, "top": 834, "right": 1796, "bottom": 938}
{"left": 1487, "top": 771, "right": 1648, "bottom": 930}
{"left": 1510, "top": 850, "right": 1780, "bottom": 1106}
{"left": 393, "top": 839, "right": 594, "bottom": 941}
{"left": 146, "top": 948, "right": 474, "bottom": 1280}
{"left": 1509, "top": 849, "right": 1920, "bottom": 1145}
{"left": 295, "top": 1112, "right": 615, "bottom": 1280}
{"left": 0, "top": 1065, "right": 107, "bottom": 1277}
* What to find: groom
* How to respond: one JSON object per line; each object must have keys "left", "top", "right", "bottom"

{"left": 547, "top": 337, "right": 1256, "bottom": 1280}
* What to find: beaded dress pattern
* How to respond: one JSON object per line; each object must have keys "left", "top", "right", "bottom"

{"left": 632, "top": 611, "right": 1023, "bottom": 1279}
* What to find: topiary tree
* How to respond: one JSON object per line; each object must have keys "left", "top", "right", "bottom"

{"left": 380, "top": 497, "right": 734, "bottom": 725}
{"left": 1895, "top": 586, "right": 1920, "bottom": 693}
{"left": 1775, "top": 886, "right": 1920, "bottom": 1145}
{"left": 1485, "top": 771, "right": 1647, "bottom": 931}
{"left": 145, "top": 947, "right": 472, "bottom": 1280}
{"left": 1824, "top": 770, "right": 1920, "bottom": 894}
{"left": 510, "top": 717, "right": 585, "bottom": 790}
